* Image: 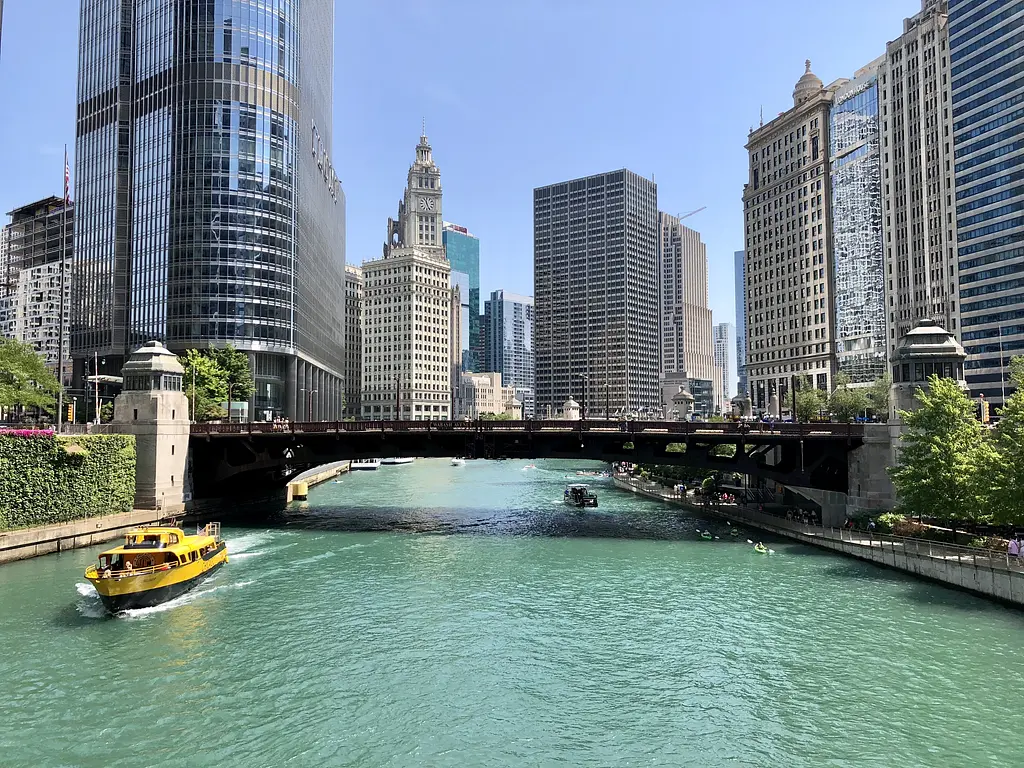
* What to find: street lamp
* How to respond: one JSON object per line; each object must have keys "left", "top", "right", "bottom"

{"left": 308, "top": 388, "right": 318, "bottom": 421}
{"left": 573, "top": 373, "right": 588, "bottom": 419}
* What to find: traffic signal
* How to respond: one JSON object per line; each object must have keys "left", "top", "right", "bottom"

{"left": 66, "top": 403, "right": 74, "bottom": 422}
{"left": 980, "top": 398, "right": 990, "bottom": 424}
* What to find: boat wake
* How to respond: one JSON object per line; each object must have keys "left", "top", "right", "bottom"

{"left": 118, "top": 579, "right": 255, "bottom": 620}
{"left": 75, "top": 582, "right": 107, "bottom": 619}
{"left": 290, "top": 551, "right": 335, "bottom": 566}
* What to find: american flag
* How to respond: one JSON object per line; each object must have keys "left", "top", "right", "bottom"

{"left": 64, "top": 150, "right": 70, "bottom": 205}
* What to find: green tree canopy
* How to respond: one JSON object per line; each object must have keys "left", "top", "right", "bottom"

{"left": 829, "top": 372, "right": 868, "bottom": 422}
{"left": 0, "top": 339, "right": 60, "bottom": 412}
{"left": 889, "top": 375, "right": 996, "bottom": 524}
{"left": 207, "top": 345, "right": 255, "bottom": 401}
{"left": 866, "top": 374, "right": 891, "bottom": 419}
{"left": 794, "top": 376, "right": 826, "bottom": 422}
{"left": 991, "top": 356, "right": 1024, "bottom": 525}
{"left": 179, "top": 349, "right": 229, "bottom": 422}
{"left": 478, "top": 412, "right": 511, "bottom": 420}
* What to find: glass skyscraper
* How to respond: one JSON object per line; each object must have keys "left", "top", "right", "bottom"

{"left": 949, "top": 0, "right": 1024, "bottom": 405}
{"left": 483, "top": 290, "right": 534, "bottom": 417}
{"left": 442, "top": 223, "right": 480, "bottom": 371}
{"left": 830, "top": 60, "right": 886, "bottom": 384}
{"left": 72, "top": 0, "right": 346, "bottom": 420}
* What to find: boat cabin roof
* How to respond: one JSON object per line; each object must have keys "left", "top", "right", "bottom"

{"left": 566, "top": 483, "right": 591, "bottom": 490}
{"left": 98, "top": 527, "right": 215, "bottom": 557}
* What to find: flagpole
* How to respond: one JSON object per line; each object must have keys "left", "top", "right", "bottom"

{"left": 56, "top": 146, "right": 68, "bottom": 433}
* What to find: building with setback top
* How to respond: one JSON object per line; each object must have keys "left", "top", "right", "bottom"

{"left": 72, "top": 0, "right": 347, "bottom": 420}
{"left": 361, "top": 133, "right": 452, "bottom": 421}
{"left": 534, "top": 170, "right": 659, "bottom": 418}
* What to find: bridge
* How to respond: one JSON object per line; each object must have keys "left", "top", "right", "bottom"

{"left": 187, "top": 420, "right": 864, "bottom": 500}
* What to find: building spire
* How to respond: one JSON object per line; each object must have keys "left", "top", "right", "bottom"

{"left": 421, "top": 117, "right": 426, "bottom": 141}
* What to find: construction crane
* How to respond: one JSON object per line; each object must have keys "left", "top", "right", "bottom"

{"left": 677, "top": 206, "right": 707, "bottom": 221}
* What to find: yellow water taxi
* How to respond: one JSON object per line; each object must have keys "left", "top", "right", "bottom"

{"left": 85, "top": 523, "right": 228, "bottom": 613}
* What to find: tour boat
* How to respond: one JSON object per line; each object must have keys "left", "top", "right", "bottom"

{"left": 564, "top": 483, "right": 598, "bottom": 508}
{"left": 351, "top": 459, "right": 382, "bottom": 470}
{"left": 381, "top": 457, "right": 415, "bottom": 465}
{"left": 84, "top": 523, "right": 228, "bottom": 613}
{"left": 450, "top": 457, "right": 466, "bottom": 467}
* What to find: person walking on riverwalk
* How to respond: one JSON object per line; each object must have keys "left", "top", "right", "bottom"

{"left": 1010, "top": 537, "right": 1021, "bottom": 564}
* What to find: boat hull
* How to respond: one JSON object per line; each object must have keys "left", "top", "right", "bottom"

{"left": 97, "top": 561, "right": 225, "bottom": 612}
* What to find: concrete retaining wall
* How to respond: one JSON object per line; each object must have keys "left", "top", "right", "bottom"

{"left": 614, "top": 475, "right": 1024, "bottom": 607}
{"left": 0, "top": 509, "right": 167, "bottom": 564}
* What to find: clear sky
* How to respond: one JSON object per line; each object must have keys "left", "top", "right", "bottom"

{"left": 0, "top": 0, "right": 919, "bottom": 332}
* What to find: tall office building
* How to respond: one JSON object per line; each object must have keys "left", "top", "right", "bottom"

{"left": 483, "top": 290, "right": 534, "bottom": 417}
{"left": 361, "top": 133, "right": 451, "bottom": 421}
{"left": 743, "top": 61, "right": 838, "bottom": 413}
{"left": 442, "top": 222, "right": 480, "bottom": 371}
{"left": 343, "top": 265, "right": 363, "bottom": 418}
{"left": 734, "top": 250, "right": 747, "bottom": 397}
{"left": 949, "top": 0, "right": 1024, "bottom": 405}
{"left": 713, "top": 322, "right": 736, "bottom": 401}
{"left": 658, "top": 212, "right": 719, "bottom": 415}
{"left": 72, "top": 0, "right": 346, "bottom": 421}
{"left": 830, "top": 58, "right": 887, "bottom": 384}
{"left": 879, "top": 0, "right": 959, "bottom": 360}
{"left": 534, "top": 170, "right": 659, "bottom": 418}
{"left": 1, "top": 197, "right": 73, "bottom": 382}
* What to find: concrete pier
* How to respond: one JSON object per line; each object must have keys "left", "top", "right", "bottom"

{"left": 0, "top": 509, "right": 168, "bottom": 564}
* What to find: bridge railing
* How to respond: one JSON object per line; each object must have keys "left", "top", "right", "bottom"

{"left": 190, "top": 419, "right": 865, "bottom": 439}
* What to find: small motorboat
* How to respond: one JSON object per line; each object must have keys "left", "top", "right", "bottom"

{"left": 351, "top": 459, "right": 382, "bottom": 471}
{"left": 84, "top": 523, "right": 227, "bottom": 613}
{"left": 451, "top": 457, "right": 466, "bottom": 467}
{"left": 564, "top": 483, "right": 598, "bottom": 508}
{"left": 381, "top": 457, "right": 415, "bottom": 465}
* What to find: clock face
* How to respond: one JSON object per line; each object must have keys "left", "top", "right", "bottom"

{"left": 419, "top": 196, "right": 435, "bottom": 212}
{"left": 426, "top": 197, "right": 436, "bottom": 212}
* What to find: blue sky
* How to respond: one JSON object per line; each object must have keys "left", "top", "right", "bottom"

{"left": 0, "top": 0, "right": 918, "bottom": 329}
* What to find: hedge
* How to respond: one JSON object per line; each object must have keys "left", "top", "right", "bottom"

{"left": 0, "top": 433, "right": 136, "bottom": 531}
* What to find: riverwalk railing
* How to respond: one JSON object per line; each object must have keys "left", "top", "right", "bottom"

{"left": 613, "top": 473, "right": 1024, "bottom": 575}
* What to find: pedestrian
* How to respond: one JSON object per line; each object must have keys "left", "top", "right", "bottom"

{"left": 868, "top": 519, "right": 876, "bottom": 533}
{"left": 1009, "top": 537, "right": 1019, "bottom": 563}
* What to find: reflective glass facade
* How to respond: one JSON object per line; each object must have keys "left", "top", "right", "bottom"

{"left": 72, "top": 0, "right": 345, "bottom": 419}
{"left": 442, "top": 224, "right": 480, "bottom": 371}
{"left": 830, "top": 64, "right": 886, "bottom": 384}
{"left": 483, "top": 290, "right": 534, "bottom": 417}
{"left": 734, "top": 250, "right": 747, "bottom": 397}
{"left": 950, "top": 0, "right": 1024, "bottom": 404}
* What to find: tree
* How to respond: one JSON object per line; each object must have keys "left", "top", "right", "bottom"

{"left": 179, "top": 349, "right": 228, "bottom": 422}
{"left": 207, "top": 345, "right": 255, "bottom": 402}
{"left": 828, "top": 372, "right": 868, "bottom": 422}
{"left": 0, "top": 339, "right": 60, "bottom": 412}
{"left": 889, "top": 375, "right": 996, "bottom": 524}
{"left": 867, "top": 374, "right": 891, "bottom": 420}
{"left": 100, "top": 402, "right": 114, "bottom": 423}
{"left": 478, "top": 412, "right": 511, "bottom": 421}
{"left": 794, "top": 376, "right": 826, "bottom": 422}
{"left": 991, "top": 356, "right": 1024, "bottom": 526}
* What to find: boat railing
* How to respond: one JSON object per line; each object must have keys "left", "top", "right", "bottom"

{"left": 86, "top": 561, "right": 180, "bottom": 579}
{"left": 199, "top": 522, "right": 222, "bottom": 541}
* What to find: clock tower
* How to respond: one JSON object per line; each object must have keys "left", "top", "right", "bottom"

{"left": 385, "top": 129, "right": 444, "bottom": 257}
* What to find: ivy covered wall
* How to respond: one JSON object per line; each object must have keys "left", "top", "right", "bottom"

{"left": 0, "top": 433, "right": 136, "bottom": 531}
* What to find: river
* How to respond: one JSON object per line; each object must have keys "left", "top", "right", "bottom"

{"left": 1, "top": 458, "right": 1021, "bottom": 767}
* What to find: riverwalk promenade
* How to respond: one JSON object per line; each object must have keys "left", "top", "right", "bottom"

{"left": 613, "top": 473, "right": 1024, "bottom": 607}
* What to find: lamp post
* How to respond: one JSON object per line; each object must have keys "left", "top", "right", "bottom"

{"left": 573, "top": 373, "right": 588, "bottom": 420}
{"left": 308, "top": 388, "right": 318, "bottom": 421}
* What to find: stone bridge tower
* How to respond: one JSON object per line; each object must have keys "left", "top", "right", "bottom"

{"left": 111, "top": 341, "right": 190, "bottom": 512}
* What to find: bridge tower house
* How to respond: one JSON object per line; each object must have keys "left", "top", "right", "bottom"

{"left": 111, "top": 341, "right": 190, "bottom": 513}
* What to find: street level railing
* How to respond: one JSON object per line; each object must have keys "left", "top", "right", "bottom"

{"left": 191, "top": 419, "right": 864, "bottom": 440}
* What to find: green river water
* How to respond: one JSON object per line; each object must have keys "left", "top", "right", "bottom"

{"left": 1, "top": 458, "right": 1022, "bottom": 767}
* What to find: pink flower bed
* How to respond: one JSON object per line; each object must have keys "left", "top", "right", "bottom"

{"left": 0, "top": 429, "right": 55, "bottom": 438}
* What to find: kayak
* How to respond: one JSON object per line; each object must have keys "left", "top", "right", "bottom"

{"left": 730, "top": 529, "right": 739, "bottom": 537}
{"left": 753, "top": 544, "right": 768, "bottom": 554}
{"left": 701, "top": 532, "right": 713, "bottom": 540}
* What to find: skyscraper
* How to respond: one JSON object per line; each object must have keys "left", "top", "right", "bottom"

{"left": 743, "top": 61, "right": 838, "bottom": 413}
{"left": 949, "top": 0, "right": 1024, "bottom": 405}
{"left": 361, "top": 133, "right": 451, "bottom": 421}
{"left": 483, "top": 290, "right": 534, "bottom": 417}
{"left": 830, "top": 58, "right": 886, "bottom": 384}
{"left": 658, "top": 212, "right": 718, "bottom": 415}
{"left": 734, "top": 250, "right": 747, "bottom": 398}
{"left": 442, "top": 223, "right": 480, "bottom": 371}
{"left": 879, "top": 0, "right": 959, "bottom": 357}
{"left": 534, "top": 170, "right": 659, "bottom": 418}
{"left": 343, "top": 265, "right": 363, "bottom": 418}
{"left": 1, "top": 197, "right": 73, "bottom": 380}
{"left": 72, "top": 0, "right": 346, "bottom": 420}
{"left": 713, "top": 322, "right": 736, "bottom": 402}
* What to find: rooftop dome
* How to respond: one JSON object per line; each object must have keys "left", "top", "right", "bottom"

{"left": 793, "top": 59, "right": 823, "bottom": 106}
{"left": 892, "top": 319, "right": 966, "bottom": 362}
{"left": 672, "top": 385, "right": 694, "bottom": 404}
{"left": 121, "top": 340, "right": 183, "bottom": 376}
